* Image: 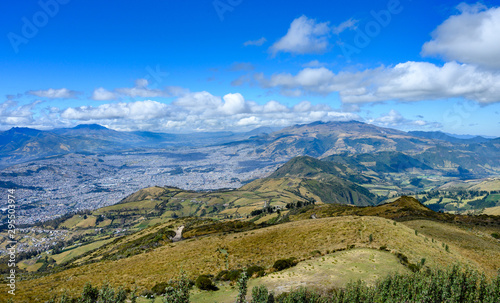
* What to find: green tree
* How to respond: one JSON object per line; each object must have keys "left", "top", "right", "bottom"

{"left": 236, "top": 271, "right": 248, "bottom": 303}
{"left": 163, "top": 270, "right": 191, "bottom": 303}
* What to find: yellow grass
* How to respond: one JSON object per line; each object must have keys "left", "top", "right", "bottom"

{"left": 483, "top": 206, "right": 500, "bottom": 216}
{"left": 1, "top": 216, "right": 473, "bottom": 302}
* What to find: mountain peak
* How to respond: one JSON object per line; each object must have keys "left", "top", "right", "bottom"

{"left": 6, "top": 127, "right": 44, "bottom": 135}
{"left": 386, "top": 196, "right": 430, "bottom": 211}
{"left": 73, "top": 124, "right": 108, "bottom": 130}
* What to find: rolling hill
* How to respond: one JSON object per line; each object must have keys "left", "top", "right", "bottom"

{"left": 2, "top": 195, "right": 500, "bottom": 302}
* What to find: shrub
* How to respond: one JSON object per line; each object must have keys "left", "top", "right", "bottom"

{"left": 247, "top": 265, "right": 265, "bottom": 278}
{"left": 492, "top": 233, "right": 500, "bottom": 239}
{"left": 80, "top": 282, "right": 98, "bottom": 303}
{"left": 151, "top": 282, "right": 169, "bottom": 295}
{"left": 273, "top": 258, "right": 297, "bottom": 271}
{"left": 216, "top": 269, "right": 243, "bottom": 281}
{"left": 236, "top": 271, "right": 248, "bottom": 303}
{"left": 195, "top": 275, "right": 218, "bottom": 291}
{"left": 140, "top": 289, "right": 155, "bottom": 299}
{"left": 252, "top": 285, "right": 275, "bottom": 303}
{"left": 163, "top": 270, "right": 191, "bottom": 302}
{"left": 310, "top": 250, "right": 322, "bottom": 257}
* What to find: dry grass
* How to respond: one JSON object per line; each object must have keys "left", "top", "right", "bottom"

{"left": 483, "top": 206, "right": 500, "bottom": 216}
{"left": 1, "top": 215, "right": 471, "bottom": 302}
{"left": 402, "top": 220, "right": 500, "bottom": 277}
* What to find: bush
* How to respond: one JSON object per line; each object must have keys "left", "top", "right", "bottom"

{"left": 273, "top": 258, "right": 297, "bottom": 271}
{"left": 195, "top": 275, "right": 218, "bottom": 291}
{"left": 151, "top": 282, "right": 169, "bottom": 295}
{"left": 247, "top": 265, "right": 265, "bottom": 278}
{"left": 492, "top": 233, "right": 500, "bottom": 239}
{"left": 252, "top": 285, "right": 274, "bottom": 303}
{"left": 216, "top": 269, "right": 243, "bottom": 281}
{"left": 163, "top": 270, "right": 191, "bottom": 302}
{"left": 140, "top": 289, "right": 155, "bottom": 299}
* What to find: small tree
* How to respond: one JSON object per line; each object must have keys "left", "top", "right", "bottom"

{"left": 252, "top": 285, "right": 274, "bottom": 303}
{"left": 236, "top": 271, "right": 248, "bottom": 303}
{"left": 80, "top": 282, "right": 98, "bottom": 303}
{"left": 163, "top": 270, "right": 191, "bottom": 303}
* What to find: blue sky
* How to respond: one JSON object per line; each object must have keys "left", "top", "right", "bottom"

{"left": 1, "top": 0, "right": 500, "bottom": 136}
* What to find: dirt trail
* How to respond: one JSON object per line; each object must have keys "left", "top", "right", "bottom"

{"left": 172, "top": 225, "right": 184, "bottom": 242}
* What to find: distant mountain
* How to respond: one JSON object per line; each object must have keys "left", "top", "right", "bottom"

{"left": 1, "top": 121, "right": 499, "bottom": 179}
{"left": 250, "top": 121, "right": 435, "bottom": 158}
{"left": 408, "top": 131, "right": 490, "bottom": 144}
{"left": 244, "top": 121, "right": 500, "bottom": 179}
{"left": 0, "top": 124, "right": 282, "bottom": 167}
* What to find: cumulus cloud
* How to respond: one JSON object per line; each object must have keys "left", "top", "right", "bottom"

{"left": 422, "top": 4, "right": 500, "bottom": 69}
{"left": 220, "top": 93, "right": 248, "bottom": 115}
{"left": 302, "top": 60, "right": 327, "bottom": 68}
{"left": 60, "top": 100, "right": 170, "bottom": 121}
{"left": 91, "top": 79, "right": 174, "bottom": 100}
{"left": 0, "top": 100, "right": 43, "bottom": 127}
{"left": 115, "top": 79, "right": 167, "bottom": 98}
{"left": 51, "top": 88, "right": 360, "bottom": 132}
{"left": 367, "top": 110, "right": 442, "bottom": 129}
{"left": 256, "top": 62, "right": 500, "bottom": 104}
{"left": 92, "top": 87, "right": 118, "bottom": 101}
{"left": 244, "top": 37, "right": 267, "bottom": 46}
{"left": 270, "top": 16, "right": 330, "bottom": 55}
{"left": 332, "top": 18, "right": 358, "bottom": 35}
{"left": 27, "top": 88, "right": 79, "bottom": 99}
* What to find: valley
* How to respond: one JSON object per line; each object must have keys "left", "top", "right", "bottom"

{"left": 1, "top": 121, "right": 499, "bottom": 302}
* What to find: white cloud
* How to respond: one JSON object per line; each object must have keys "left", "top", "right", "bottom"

{"left": 332, "top": 18, "right": 358, "bottom": 35}
{"left": 92, "top": 87, "right": 118, "bottom": 101}
{"left": 236, "top": 116, "right": 261, "bottom": 126}
{"left": 244, "top": 37, "right": 267, "bottom": 46}
{"left": 173, "top": 91, "right": 222, "bottom": 111}
{"left": 92, "top": 79, "right": 172, "bottom": 100}
{"left": 221, "top": 93, "right": 248, "bottom": 115}
{"left": 257, "top": 62, "right": 500, "bottom": 104}
{"left": 302, "top": 60, "right": 327, "bottom": 68}
{"left": 422, "top": 4, "right": 500, "bottom": 69}
{"left": 50, "top": 89, "right": 360, "bottom": 132}
{"left": 27, "top": 88, "right": 78, "bottom": 99}
{"left": 367, "top": 109, "right": 442, "bottom": 129}
{"left": 0, "top": 100, "right": 42, "bottom": 127}
{"left": 60, "top": 100, "right": 170, "bottom": 120}
{"left": 270, "top": 16, "right": 330, "bottom": 55}
{"left": 135, "top": 78, "right": 149, "bottom": 88}
{"left": 116, "top": 83, "right": 165, "bottom": 98}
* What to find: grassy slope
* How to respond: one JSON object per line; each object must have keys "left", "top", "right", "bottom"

{"left": 484, "top": 206, "right": 500, "bottom": 216}
{"left": 2, "top": 215, "right": 474, "bottom": 302}
{"left": 402, "top": 220, "right": 500, "bottom": 277}
{"left": 188, "top": 248, "right": 409, "bottom": 303}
